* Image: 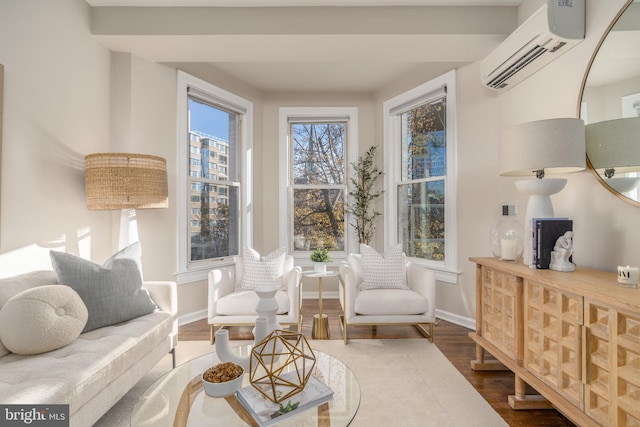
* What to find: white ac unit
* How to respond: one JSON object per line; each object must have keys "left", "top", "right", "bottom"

{"left": 481, "top": 0, "right": 585, "bottom": 91}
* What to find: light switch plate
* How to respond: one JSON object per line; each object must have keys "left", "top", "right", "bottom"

{"left": 501, "top": 204, "right": 518, "bottom": 216}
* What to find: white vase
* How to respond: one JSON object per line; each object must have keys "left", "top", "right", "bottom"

{"left": 253, "top": 288, "right": 281, "bottom": 336}
{"left": 215, "top": 288, "right": 281, "bottom": 369}
{"left": 214, "top": 318, "right": 266, "bottom": 371}
{"left": 314, "top": 262, "right": 327, "bottom": 274}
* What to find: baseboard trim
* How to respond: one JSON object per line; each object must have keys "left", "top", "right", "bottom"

{"left": 302, "top": 291, "right": 340, "bottom": 299}
{"left": 176, "top": 303, "right": 477, "bottom": 331}
{"left": 436, "top": 309, "right": 476, "bottom": 331}
{"left": 178, "top": 309, "right": 207, "bottom": 326}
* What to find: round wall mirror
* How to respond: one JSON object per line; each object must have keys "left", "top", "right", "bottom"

{"left": 579, "top": 0, "right": 640, "bottom": 206}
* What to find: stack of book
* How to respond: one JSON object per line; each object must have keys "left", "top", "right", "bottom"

{"left": 235, "top": 372, "right": 334, "bottom": 427}
{"left": 531, "top": 218, "right": 573, "bottom": 269}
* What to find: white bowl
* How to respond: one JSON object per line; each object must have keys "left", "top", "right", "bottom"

{"left": 201, "top": 369, "right": 244, "bottom": 398}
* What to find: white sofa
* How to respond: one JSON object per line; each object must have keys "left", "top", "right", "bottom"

{"left": 0, "top": 270, "right": 178, "bottom": 426}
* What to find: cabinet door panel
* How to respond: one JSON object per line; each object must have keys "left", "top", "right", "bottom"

{"left": 525, "top": 280, "right": 583, "bottom": 408}
{"left": 615, "top": 310, "right": 640, "bottom": 426}
{"left": 480, "top": 267, "right": 518, "bottom": 359}
{"left": 585, "top": 302, "right": 640, "bottom": 427}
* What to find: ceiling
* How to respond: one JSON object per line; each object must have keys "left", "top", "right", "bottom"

{"left": 87, "top": 0, "right": 523, "bottom": 6}
{"left": 87, "top": 0, "right": 525, "bottom": 92}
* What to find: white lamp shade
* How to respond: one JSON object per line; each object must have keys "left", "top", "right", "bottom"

{"left": 605, "top": 177, "right": 640, "bottom": 194}
{"left": 586, "top": 117, "right": 640, "bottom": 176}
{"left": 500, "top": 118, "right": 586, "bottom": 177}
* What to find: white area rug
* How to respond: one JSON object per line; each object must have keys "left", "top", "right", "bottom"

{"left": 96, "top": 339, "right": 507, "bottom": 427}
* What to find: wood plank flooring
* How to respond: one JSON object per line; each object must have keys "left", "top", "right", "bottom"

{"left": 179, "top": 298, "right": 575, "bottom": 427}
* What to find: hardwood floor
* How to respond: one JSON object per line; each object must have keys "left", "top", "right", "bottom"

{"left": 179, "top": 298, "right": 575, "bottom": 427}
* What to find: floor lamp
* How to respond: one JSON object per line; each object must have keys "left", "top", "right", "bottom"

{"left": 84, "top": 153, "right": 169, "bottom": 249}
{"left": 500, "top": 118, "right": 585, "bottom": 266}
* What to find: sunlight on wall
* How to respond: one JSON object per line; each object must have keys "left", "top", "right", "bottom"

{"left": 0, "top": 228, "right": 93, "bottom": 278}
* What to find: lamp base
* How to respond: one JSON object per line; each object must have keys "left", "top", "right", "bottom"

{"left": 119, "top": 208, "right": 139, "bottom": 250}
{"left": 515, "top": 178, "right": 567, "bottom": 266}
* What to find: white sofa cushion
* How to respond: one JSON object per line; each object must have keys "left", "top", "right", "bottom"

{"left": 358, "top": 244, "right": 408, "bottom": 291}
{"left": 0, "top": 271, "right": 58, "bottom": 357}
{"left": 216, "top": 290, "right": 290, "bottom": 315}
{"left": 0, "top": 310, "right": 172, "bottom": 413}
{"left": 0, "top": 285, "right": 88, "bottom": 355}
{"left": 240, "top": 247, "right": 287, "bottom": 290}
{"left": 355, "top": 288, "right": 428, "bottom": 315}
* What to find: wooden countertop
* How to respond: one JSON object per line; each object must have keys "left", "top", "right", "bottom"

{"left": 470, "top": 257, "right": 640, "bottom": 314}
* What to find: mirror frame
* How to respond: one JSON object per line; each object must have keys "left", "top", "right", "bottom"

{"left": 577, "top": 0, "right": 639, "bottom": 207}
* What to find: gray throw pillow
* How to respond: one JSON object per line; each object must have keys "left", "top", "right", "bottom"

{"left": 50, "top": 251, "right": 156, "bottom": 333}
{"left": 104, "top": 242, "right": 144, "bottom": 281}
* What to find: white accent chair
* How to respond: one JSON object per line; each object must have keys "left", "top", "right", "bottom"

{"left": 208, "top": 255, "right": 302, "bottom": 344}
{"left": 338, "top": 253, "right": 436, "bottom": 344}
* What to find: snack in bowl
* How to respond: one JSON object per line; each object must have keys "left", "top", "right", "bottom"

{"left": 201, "top": 362, "right": 244, "bottom": 397}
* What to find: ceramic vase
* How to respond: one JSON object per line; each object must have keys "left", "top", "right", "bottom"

{"left": 215, "top": 287, "right": 281, "bottom": 370}
{"left": 314, "top": 262, "right": 327, "bottom": 274}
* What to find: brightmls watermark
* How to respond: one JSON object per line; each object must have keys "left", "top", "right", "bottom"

{"left": 0, "top": 405, "right": 68, "bottom": 426}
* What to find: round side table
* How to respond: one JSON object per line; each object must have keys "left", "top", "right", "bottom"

{"left": 303, "top": 270, "right": 339, "bottom": 339}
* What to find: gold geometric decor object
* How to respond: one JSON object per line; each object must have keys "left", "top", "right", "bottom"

{"left": 249, "top": 330, "right": 316, "bottom": 404}
{"left": 84, "top": 153, "right": 168, "bottom": 210}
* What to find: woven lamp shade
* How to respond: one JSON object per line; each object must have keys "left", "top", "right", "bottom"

{"left": 85, "top": 153, "right": 168, "bottom": 210}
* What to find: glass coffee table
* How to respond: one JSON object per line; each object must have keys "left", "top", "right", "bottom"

{"left": 131, "top": 345, "right": 360, "bottom": 426}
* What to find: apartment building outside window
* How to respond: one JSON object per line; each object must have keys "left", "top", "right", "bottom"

{"left": 383, "top": 70, "right": 458, "bottom": 283}
{"left": 177, "top": 71, "right": 253, "bottom": 282}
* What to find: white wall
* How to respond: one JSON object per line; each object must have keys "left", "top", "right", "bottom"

{"left": 499, "top": 0, "right": 637, "bottom": 276}
{"left": 442, "top": 0, "right": 634, "bottom": 326}
{"left": 0, "top": 0, "right": 634, "bottom": 327}
{"left": 0, "top": 0, "right": 186, "bottom": 311}
{"left": 0, "top": 0, "right": 111, "bottom": 274}
{"left": 369, "top": 0, "right": 633, "bottom": 327}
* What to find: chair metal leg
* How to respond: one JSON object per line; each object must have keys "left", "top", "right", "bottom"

{"left": 339, "top": 315, "right": 348, "bottom": 344}
{"left": 170, "top": 348, "right": 176, "bottom": 369}
{"left": 210, "top": 324, "right": 215, "bottom": 345}
{"left": 415, "top": 322, "right": 434, "bottom": 343}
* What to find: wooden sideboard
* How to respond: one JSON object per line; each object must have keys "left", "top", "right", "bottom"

{"left": 469, "top": 257, "right": 640, "bottom": 427}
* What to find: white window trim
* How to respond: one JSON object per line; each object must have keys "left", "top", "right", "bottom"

{"left": 383, "top": 69, "right": 459, "bottom": 284}
{"left": 278, "top": 107, "right": 358, "bottom": 267}
{"left": 176, "top": 71, "right": 253, "bottom": 285}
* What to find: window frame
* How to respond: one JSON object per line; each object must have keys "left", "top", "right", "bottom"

{"left": 278, "top": 107, "right": 358, "bottom": 266}
{"left": 383, "top": 70, "right": 458, "bottom": 283}
{"left": 176, "top": 71, "right": 253, "bottom": 284}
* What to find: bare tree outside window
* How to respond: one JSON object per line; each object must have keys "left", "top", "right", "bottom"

{"left": 398, "top": 97, "right": 447, "bottom": 261}
{"left": 291, "top": 123, "right": 346, "bottom": 252}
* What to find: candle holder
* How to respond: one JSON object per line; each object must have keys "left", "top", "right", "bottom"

{"left": 617, "top": 265, "right": 639, "bottom": 288}
{"left": 490, "top": 218, "right": 524, "bottom": 262}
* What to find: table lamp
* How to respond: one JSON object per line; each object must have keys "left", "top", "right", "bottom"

{"left": 85, "top": 153, "right": 168, "bottom": 249}
{"left": 500, "top": 118, "right": 585, "bottom": 266}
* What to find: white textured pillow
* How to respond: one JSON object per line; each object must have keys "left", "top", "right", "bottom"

{"left": 0, "top": 271, "right": 58, "bottom": 357}
{"left": 240, "top": 247, "right": 287, "bottom": 290}
{"left": 0, "top": 285, "right": 88, "bottom": 355}
{"left": 359, "top": 244, "right": 408, "bottom": 291}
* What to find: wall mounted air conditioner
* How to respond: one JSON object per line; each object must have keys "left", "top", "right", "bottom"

{"left": 481, "top": 0, "right": 585, "bottom": 91}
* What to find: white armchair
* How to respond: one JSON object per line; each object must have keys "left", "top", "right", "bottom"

{"left": 208, "top": 255, "right": 302, "bottom": 344}
{"left": 338, "top": 253, "right": 436, "bottom": 344}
